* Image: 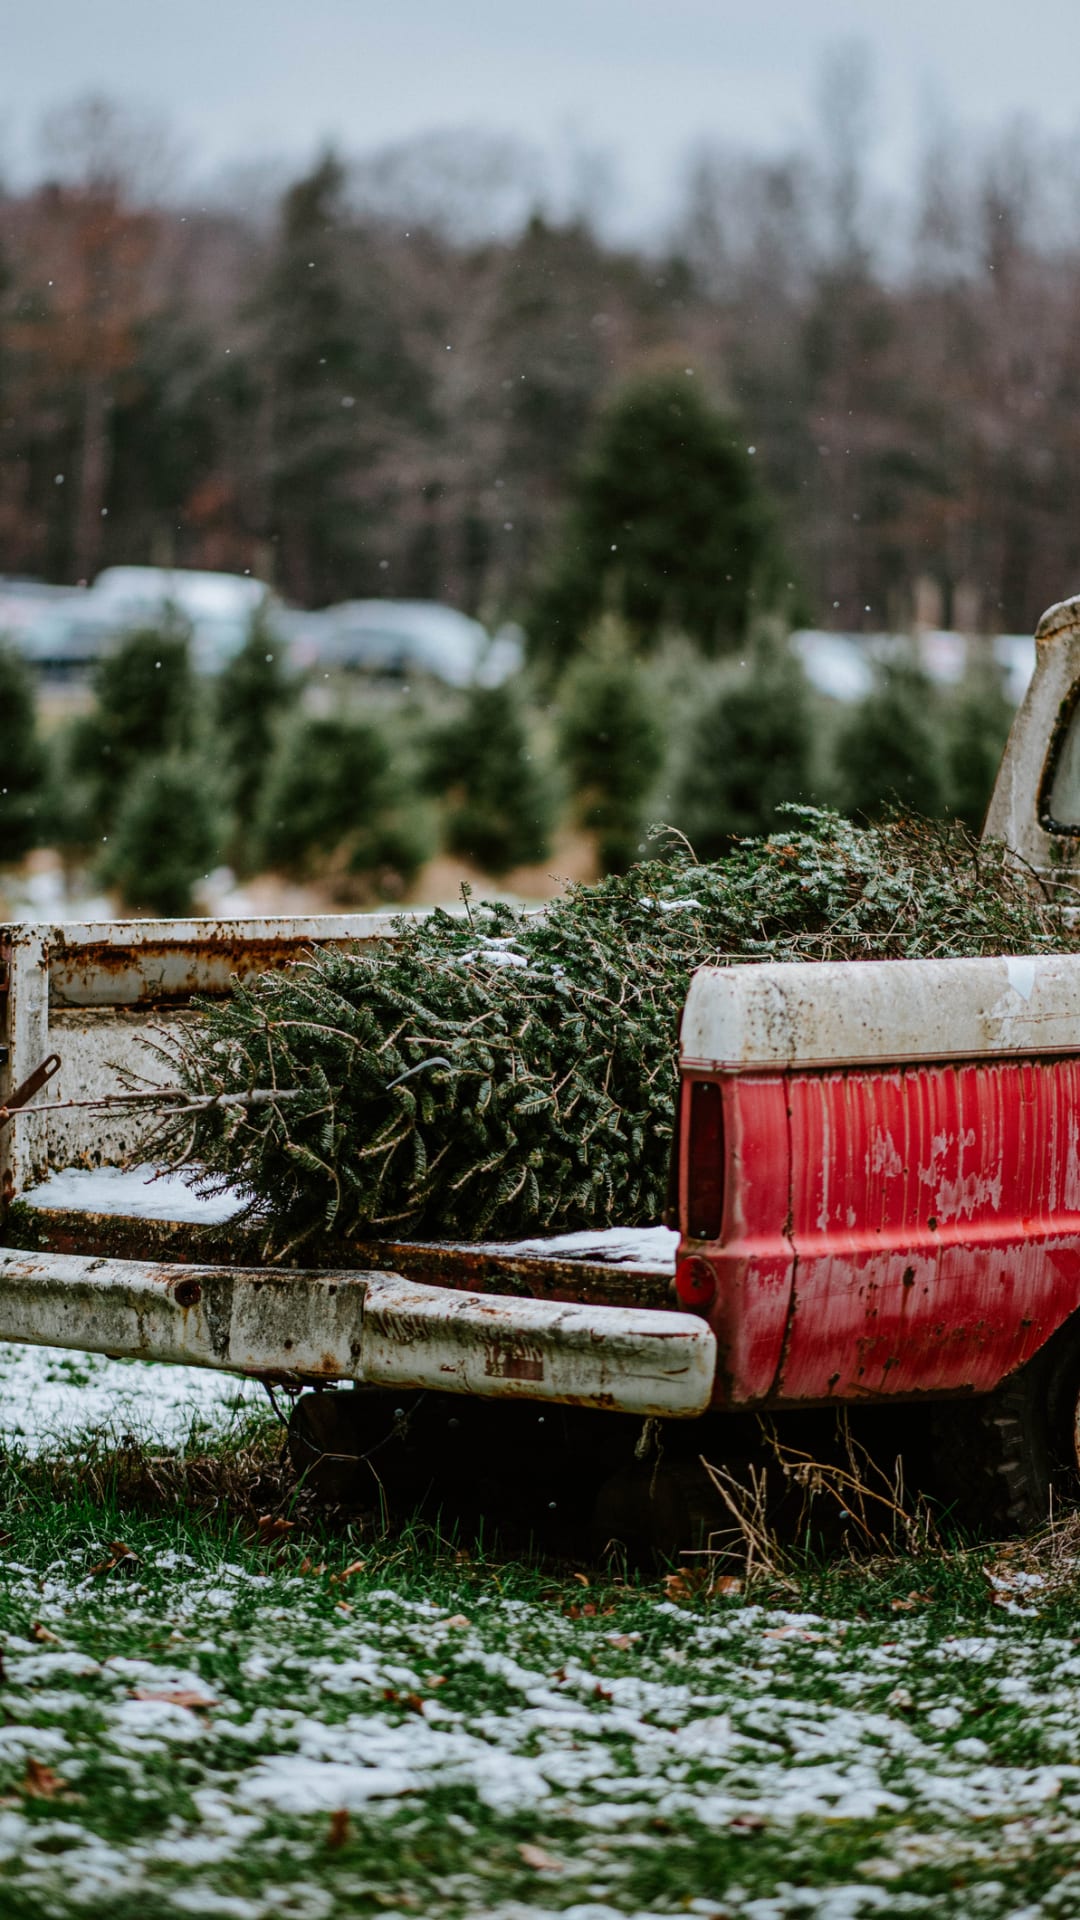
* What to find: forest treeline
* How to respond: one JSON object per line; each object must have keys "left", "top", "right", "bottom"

{"left": 4, "top": 89, "right": 1080, "bottom": 637}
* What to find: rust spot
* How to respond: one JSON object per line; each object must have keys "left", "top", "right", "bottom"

{"left": 173, "top": 1278, "right": 202, "bottom": 1309}
{"left": 47, "top": 924, "right": 400, "bottom": 1009}
{"left": 484, "top": 1344, "right": 544, "bottom": 1383}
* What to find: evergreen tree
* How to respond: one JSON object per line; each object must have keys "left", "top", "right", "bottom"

{"left": 99, "top": 757, "right": 221, "bottom": 917}
{"left": 944, "top": 656, "right": 1015, "bottom": 831}
{"left": 834, "top": 655, "right": 947, "bottom": 821}
{"left": 528, "top": 372, "right": 784, "bottom": 671}
{"left": 670, "top": 626, "right": 814, "bottom": 856}
{"left": 556, "top": 623, "right": 665, "bottom": 873}
{"left": 0, "top": 641, "right": 47, "bottom": 861}
{"left": 424, "top": 683, "right": 554, "bottom": 876}
{"left": 258, "top": 153, "right": 429, "bottom": 605}
{"left": 214, "top": 611, "right": 294, "bottom": 871}
{"left": 257, "top": 712, "right": 431, "bottom": 898}
{"left": 69, "top": 623, "right": 198, "bottom": 839}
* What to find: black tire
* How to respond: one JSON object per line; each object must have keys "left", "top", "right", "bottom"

{"left": 288, "top": 1386, "right": 420, "bottom": 1507}
{"left": 927, "top": 1318, "right": 1080, "bottom": 1535}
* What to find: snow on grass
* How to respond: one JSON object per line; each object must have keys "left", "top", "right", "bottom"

{"left": 0, "top": 1339, "right": 264, "bottom": 1454}
{"left": 3, "top": 1523, "right": 1080, "bottom": 1918}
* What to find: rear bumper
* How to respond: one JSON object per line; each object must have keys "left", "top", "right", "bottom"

{"left": 0, "top": 1249, "right": 716, "bottom": 1419}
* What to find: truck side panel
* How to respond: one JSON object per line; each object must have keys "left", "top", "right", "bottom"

{"left": 779, "top": 1058, "right": 1080, "bottom": 1399}
{"left": 683, "top": 1055, "right": 1080, "bottom": 1407}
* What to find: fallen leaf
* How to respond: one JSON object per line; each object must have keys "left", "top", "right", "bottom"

{"left": 382, "top": 1687, "right": 426, "bottom": 1715}
{"left": 730, "top": 1810, "right": 767, "bottom": 1831}
{"left": 517, "top": 1842, "right": 562, "bottom": 1872}
{"left": 335, "top": 1601, "right": 354, "bottom": 1616}
{"left": 711, "top": 1574, "right": 743, "bottom": 1598}
{"left": 31, "top": 1623, "right": 60, "bottom": 1644}
{"left": 444, "top": 1615, "right": 470, "bottom": 1629}
{"left": 593, "top": 1682, "right": 613, "bottom": 1703}
{"left": 662, "top": 1569, "right": 704, "bottom": 1603}
{"left": 20, "top": 1759, "right": 66, "bottom": 1800}
{"left": 329, "top": 1560, "right": 366, "bottom": 1587}
{"left": 326, "top": 1808, "right": 350, "bottom": 1851}
{"left": 605, "top": 1632, "right": 640, "bottom": 1650}
{"left": 572, "top": 1572, "right": 590, "bottom": 1587}
{"left": 130, "top": 1688, "right": 217, "bottom": 1712}
{"left": 255, "top": 1515, "right": 294, "bottom": 1545}
{"left": 88, "top": 1542, "right": 140, "bottom": 1578}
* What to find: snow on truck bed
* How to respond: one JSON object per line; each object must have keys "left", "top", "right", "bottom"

{"left": 20, "top": 1165, "right": 679, "bottom": 1268}
{"left": 1, "top": 1168, "right": 678, "bottom": 1452}
{"left": 22, "top": 1163, "right": 247, "bottom": 1225}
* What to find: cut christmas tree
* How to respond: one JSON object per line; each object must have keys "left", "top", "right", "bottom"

{"left": 170, "top": 810, "right": 1079, "bottom": 1257}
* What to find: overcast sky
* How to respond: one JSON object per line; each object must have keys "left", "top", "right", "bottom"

{"left": 6, "top": 0, "right": 1080, "bottom": 231}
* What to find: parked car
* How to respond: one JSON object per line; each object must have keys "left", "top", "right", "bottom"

{"left": 290, "top": 598, "right": 523, "bottom": 686}
{"left": 12, "top": 566, "right": 282, "bottom": 675}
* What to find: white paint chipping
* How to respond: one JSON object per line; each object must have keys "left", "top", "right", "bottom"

{"left": 682, "top": 952, "right": 1080, "bottom": 1071}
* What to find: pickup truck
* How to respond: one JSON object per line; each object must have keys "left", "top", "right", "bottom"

{"left": 4, "top": 594, "right": 1080, "bottom": 1546}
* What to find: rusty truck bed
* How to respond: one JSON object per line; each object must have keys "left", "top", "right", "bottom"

{"left": 7, "top": 1165, "right": 678, "bottom": 1310}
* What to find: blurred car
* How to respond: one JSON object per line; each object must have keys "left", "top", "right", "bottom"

{"left": 792, "top": 628, "right": 1035, "bottom": 706}
{"left": 10, "top": 566, "right": 282, "bottom": 675}
{"left": 289, "top": 598, "right": 523, "bottom": 687}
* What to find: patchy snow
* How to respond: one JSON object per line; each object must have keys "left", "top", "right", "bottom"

{"left": 458, "top": 946, "right": 530, "bottom": 968}
{"left": 22, "top": 1164, "right": 245, "bottom": 1224}
{"left": 0, "top": 1557, "right": 1078, "bottom": 1915}
{"left": 0, "top": 1339, "right": 264, "bottom": 1453}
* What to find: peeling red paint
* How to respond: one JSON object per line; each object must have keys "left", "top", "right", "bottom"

{"left": 679, "top": 1057, "right": 1080, "bottom": 1408}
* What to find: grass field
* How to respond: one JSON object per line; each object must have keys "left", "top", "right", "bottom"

{"left": 2, "top": 1356, "right": 1080, "bottom": 1918}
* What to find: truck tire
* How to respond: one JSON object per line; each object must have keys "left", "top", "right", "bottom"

{"left": 928, "top": 1319, "right": 1080, "bottom": 1535}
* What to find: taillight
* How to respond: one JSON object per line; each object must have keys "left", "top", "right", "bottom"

{"left": 686, "top": 1078, "right": 724, "bottom": 1240}
{"left": 675, "top": 1254, "right": 717, "bottom": 1309}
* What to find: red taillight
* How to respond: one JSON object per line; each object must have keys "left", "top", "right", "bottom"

{"left": 686, "top": 1078, "right": 724, "bottom": 1240}
{"left": 676, "top": 1254, "right": 717, "bottom": 1310}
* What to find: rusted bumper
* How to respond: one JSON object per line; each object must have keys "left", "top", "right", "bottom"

{"left": 0, "top": 1250, "right": 716, "bottom": 1418}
